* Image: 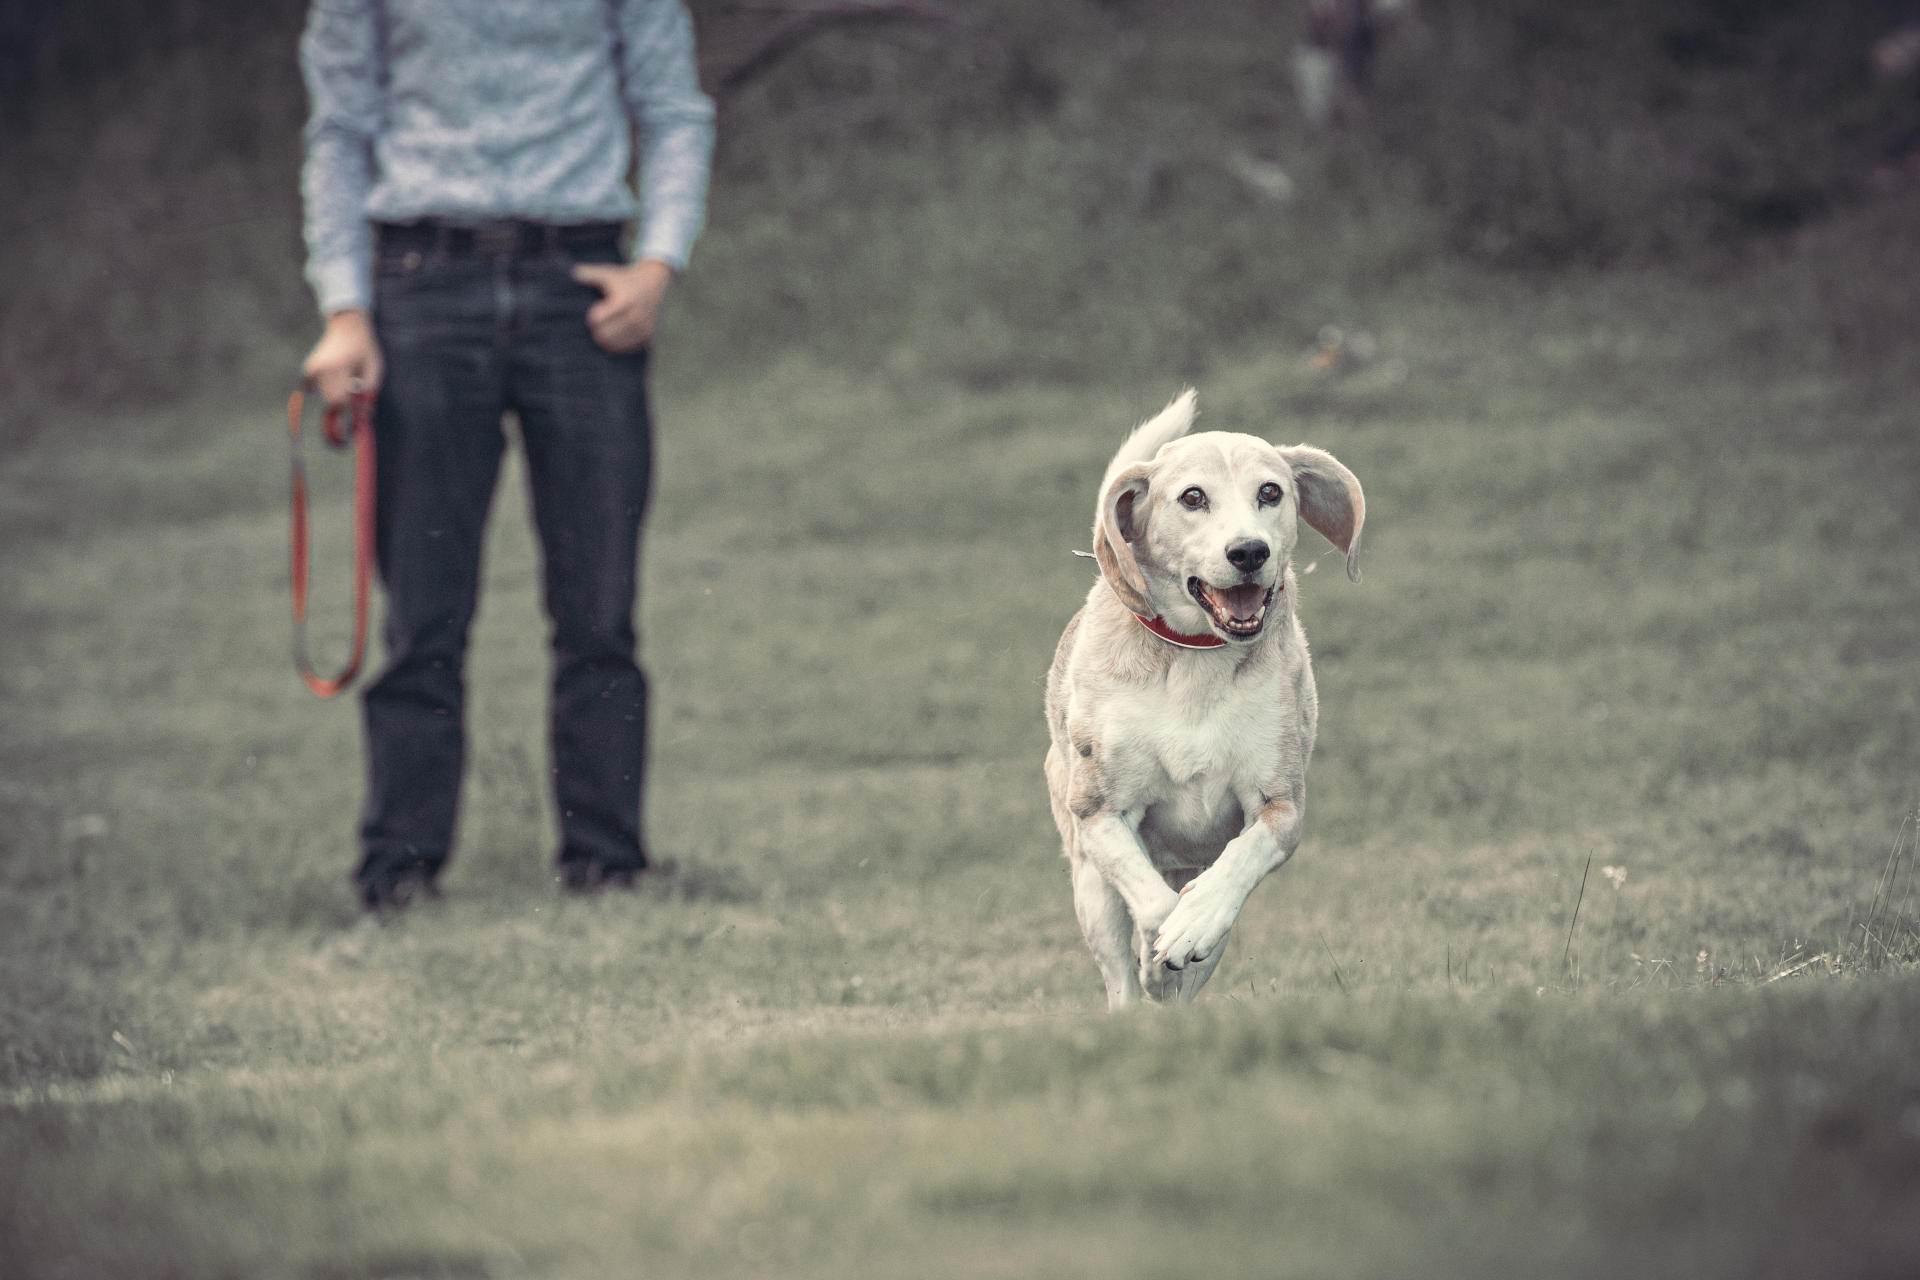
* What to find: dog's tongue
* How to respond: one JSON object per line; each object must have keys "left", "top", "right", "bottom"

{"left": 1210, "top": 584, "right": 1268, "bottom": 622}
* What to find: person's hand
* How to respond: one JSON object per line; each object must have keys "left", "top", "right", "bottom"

{"left": 303, "top": 308, "right": 384, "bottom": 407}
{"left": 571, "top": 258, "right": 674, "bottom": 353}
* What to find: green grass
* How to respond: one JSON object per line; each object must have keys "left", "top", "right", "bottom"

{"left": 5, "top": 220, "right": 1920, "bottom": 1275}
{"left": 9, "top": 985, "right": 1920, "bottom": 1280}
{"left": 6, "top": 1, "right": 1920, "bottom": 1274}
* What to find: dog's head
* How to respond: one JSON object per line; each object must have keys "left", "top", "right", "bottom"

{"left": 1094, "top": 394, "right": 1364, "bottom": 644}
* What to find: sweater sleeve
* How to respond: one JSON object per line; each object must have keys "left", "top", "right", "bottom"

{"left": 612, "top": 0, "right": 716, "bottom": 271}
{"left": 299, "top": 0, "right": 383, "bottom": 315}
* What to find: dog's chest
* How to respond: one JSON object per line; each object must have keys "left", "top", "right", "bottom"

{"left": 1106, "top": 663, "right": 1285, "bottom": 851}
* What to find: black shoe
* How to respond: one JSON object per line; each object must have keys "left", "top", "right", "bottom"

{"left": 557, "top": 855, "right": 676, "bottom": 895}
{"left": 358, "top": 865, "right": 440, "bottom": 918}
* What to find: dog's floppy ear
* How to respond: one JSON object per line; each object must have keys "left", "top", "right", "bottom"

{"left": 1281, "top": 445, "right": 1365, "bottom": 582}
{"left": 1094, "top": 462, "right": 1155, "bottom": 616}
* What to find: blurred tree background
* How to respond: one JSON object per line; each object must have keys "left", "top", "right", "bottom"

{"left": 2, "top": 0, "right": 1917, "bottom": 440}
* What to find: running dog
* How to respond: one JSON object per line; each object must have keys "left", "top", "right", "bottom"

{"left": 1044, "top": 390, "right": 1365, "bottom": 1008}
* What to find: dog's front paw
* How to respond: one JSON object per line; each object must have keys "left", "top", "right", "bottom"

{"left": 1153, "top": 880, "right": 1240, "bottom": 970}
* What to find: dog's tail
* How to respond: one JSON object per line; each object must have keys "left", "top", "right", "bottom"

{"left": 1100, "top": 388, "right": 1197, "bottom": 501}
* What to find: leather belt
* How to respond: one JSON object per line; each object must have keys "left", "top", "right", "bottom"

{"left": 375, "top": 219, "right": 624, "bottom": 259}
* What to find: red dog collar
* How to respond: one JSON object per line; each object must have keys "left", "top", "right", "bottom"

{"left": 1132, "top": 613, "right": 1227, "bottom": 649}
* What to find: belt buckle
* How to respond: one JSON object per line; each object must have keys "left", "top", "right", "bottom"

{"left": 472, "top": 220, "right": 521, "bottom": 257}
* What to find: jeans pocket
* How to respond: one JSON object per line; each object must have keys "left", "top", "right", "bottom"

{"left": 540, "top": 249, "right": 619, "bottom": 319}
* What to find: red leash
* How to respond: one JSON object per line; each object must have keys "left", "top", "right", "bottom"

{"left": 288, "top": 385, "right": 377, "bottom": 698}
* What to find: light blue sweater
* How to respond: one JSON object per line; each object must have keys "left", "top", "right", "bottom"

{"left": 300, "top": 0, "right": 716, "bottom": 315}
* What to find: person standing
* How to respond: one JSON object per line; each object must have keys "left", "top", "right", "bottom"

{"left": 298, "top": 0, "right": 715, "bottom": 914}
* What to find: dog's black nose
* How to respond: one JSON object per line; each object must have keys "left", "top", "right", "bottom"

{"left": 1226, "top": 539, "right": 1270, "bottom": 572}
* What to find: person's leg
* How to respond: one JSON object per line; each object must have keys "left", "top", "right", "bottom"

{"left": 506, "top": 242, "right": 654, "bottom": 884}
{"left": 356, "top": 243, "right": 508, "bottom": 908}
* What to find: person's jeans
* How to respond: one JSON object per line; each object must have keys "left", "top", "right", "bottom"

{"left": 355, "top": 223, "right": 653, "bottom": 898}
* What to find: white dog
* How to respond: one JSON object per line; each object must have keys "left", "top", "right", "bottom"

{"left": 1044, "top": 390, "right": 1365, "bottom": 1008}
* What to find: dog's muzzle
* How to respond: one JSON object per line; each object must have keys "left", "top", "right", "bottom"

{"left": 1187, "top": 578, "right": 1275, "bottom": 638}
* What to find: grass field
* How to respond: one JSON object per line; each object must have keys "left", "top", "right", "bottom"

{"left": 5, "top": 220, "right": 1920, "bottom": 1276}
{"left": 6, "top": 2, "right": 1920, "bottom": 1275}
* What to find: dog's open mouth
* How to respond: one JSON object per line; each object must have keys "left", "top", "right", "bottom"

{"left": 1188, "top": 578, "right": 1273, "bottom": 638}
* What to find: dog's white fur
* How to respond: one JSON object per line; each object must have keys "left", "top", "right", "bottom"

{"left": 1044, "top": 390, "right": 1365, "bottom": 1008}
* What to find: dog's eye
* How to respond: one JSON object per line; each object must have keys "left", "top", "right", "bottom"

{"left": 1178, "top": 487, "right": 1208, "bottom": 510}
{"left": 1258, "top": 482, "right": 1283, "bottom": 506}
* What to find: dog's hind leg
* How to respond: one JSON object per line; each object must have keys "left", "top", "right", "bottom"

{"left": 1073, "top": 858, "right": 1143, "bottom": 1009}
{"left": 1160, "top": 936, "right": 1229, "bottom": 1002}
{"left": 1133, "top": 871, "right": 1227, "bottom": 1001}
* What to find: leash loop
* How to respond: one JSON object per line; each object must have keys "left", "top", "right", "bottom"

{"left": 288, "top": 385, "right": 377, "bottom": 698}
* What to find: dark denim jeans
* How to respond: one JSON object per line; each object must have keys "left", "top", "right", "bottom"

{"left": 356, "top": 225, "right": 653, "bottom": 898}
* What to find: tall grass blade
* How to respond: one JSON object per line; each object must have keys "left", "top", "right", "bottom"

{"left": 1562, "top": 853, "right": 1592, "bottom": 980}
{"left": 1319, "top": 931, "right": 1349, "bottom": 995}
